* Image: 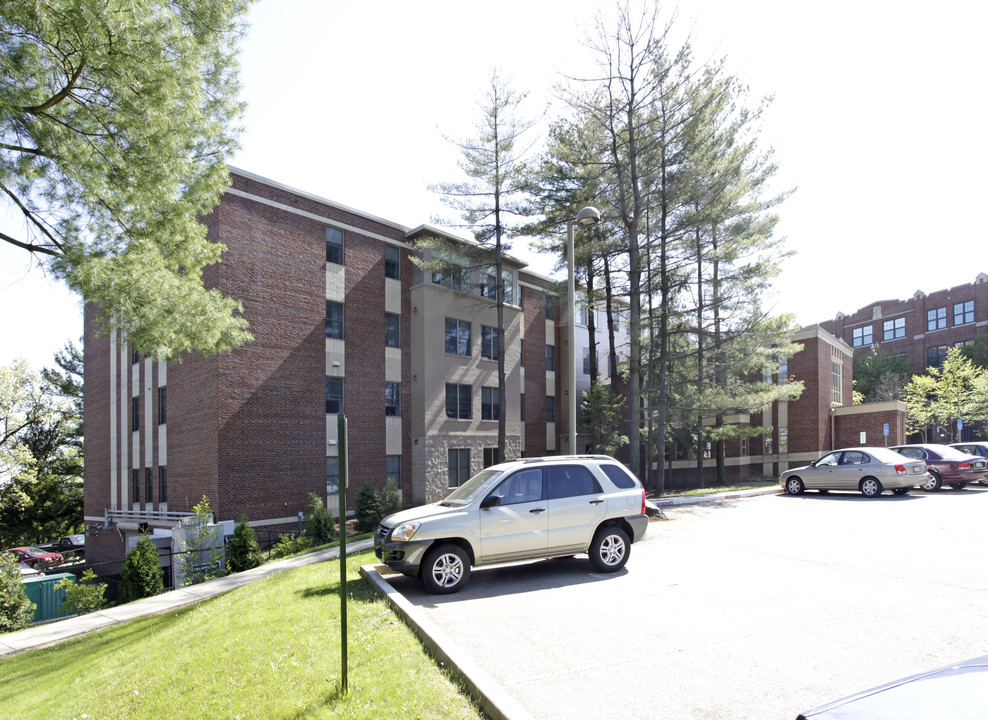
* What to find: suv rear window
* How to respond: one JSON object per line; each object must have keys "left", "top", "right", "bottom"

{"left": 547, "top": 465, "right": 601, "bottom": 498}
{"left": 599, "top": 464, "right": 639, "bottom": 489}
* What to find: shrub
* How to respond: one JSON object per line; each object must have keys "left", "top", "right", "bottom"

{"left": 382, "top": 478, "right": 402, "bottom": 516}
{"left": 55, "top": 570, "right": 107, "bottom": 615}
{"left": 0, "top": 553, "right": 35, "bottom": 633}
{"left": 355, "top": 484, "right": 383, "bottom": 533}
{"left": 180, "top": 496, "right": 224, "bottom": 586}
{"left": 304, "top": 493, "right": 336, "bottom": 545}
{"left": 271, "top": 533, "right": 311, "bottom": 559}
{"left": 227, "top": 517, "right": 262, "bottom": 573}
{"left": 120, "top": 534, "right": 164, "bottom": 603}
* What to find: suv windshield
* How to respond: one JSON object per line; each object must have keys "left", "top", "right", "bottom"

{"left": 441, "top": 469, "right": 501, "bottom": 506}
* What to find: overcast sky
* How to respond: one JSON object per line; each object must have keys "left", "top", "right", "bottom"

{"left": 3, "top": 0, "right": 986, "bottom": 369}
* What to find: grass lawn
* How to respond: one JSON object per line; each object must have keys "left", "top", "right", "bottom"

{"left": 0, "top": 550, "right": 483, "bottom": 720}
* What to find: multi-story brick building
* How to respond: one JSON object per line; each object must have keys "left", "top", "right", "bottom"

{"left": 83, "top": 168, "right": 630, "bottom": 571}
{"left": 819, "top": 273, "right": 988, "bottom": 372}
{"left": 665, "top": 325, "right": 907, "bottom": 488}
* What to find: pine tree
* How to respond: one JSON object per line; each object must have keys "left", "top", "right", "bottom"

{"left": 227, "top": 517, "right": 263, "bottom": 573}
{"left": 119, "top": 535, "right": 164, "bottom": 603}
{"left": 0, "top": 552, "right": 36, "bottom": 632}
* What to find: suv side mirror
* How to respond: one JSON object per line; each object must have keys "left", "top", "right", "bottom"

{"left": 480, "top": 495, "right": 500, "bottom": 509}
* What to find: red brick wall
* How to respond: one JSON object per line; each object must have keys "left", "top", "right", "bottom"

{"left": 820, "top": 278, "right": 988, "bottom": 374}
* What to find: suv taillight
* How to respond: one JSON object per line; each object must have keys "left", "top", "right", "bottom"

{"left": 641, "top": 490, "right": 646, "bottom": 515}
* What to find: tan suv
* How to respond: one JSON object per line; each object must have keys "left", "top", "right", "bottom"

{"left": 373, "top": 455, "right": 649, "bottom": 593}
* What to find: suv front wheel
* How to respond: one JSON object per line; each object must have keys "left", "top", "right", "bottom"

{"left": 589, "top": 526, "right": 630, "bottom": 573}
{"left": 421, "top": 543, "right": 471, "bottom": 594}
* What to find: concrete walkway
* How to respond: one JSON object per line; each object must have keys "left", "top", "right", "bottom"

{"left": 0, "top": 538, "right": 374, "bottom": 657}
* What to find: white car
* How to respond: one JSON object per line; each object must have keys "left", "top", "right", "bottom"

{"left": 374, "top": 455, "right": 649, "bottom": 593}
{"left": 779, "top": 447, "right": 929, "bottom": 497}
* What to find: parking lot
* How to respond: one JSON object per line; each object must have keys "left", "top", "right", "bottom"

{"left": 384, "top": 486, "right": 988, "bottom": 719}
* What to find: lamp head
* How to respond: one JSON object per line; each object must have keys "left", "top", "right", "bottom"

{"left": 575, "top": 206, "right": 601, "bottom": 226}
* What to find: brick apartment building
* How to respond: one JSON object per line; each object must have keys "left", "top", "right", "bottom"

{"left": 665, "top": 325, "right": 907, "bottom": 488}
{"left": 84, "top": 168, "right": 917, "bottom": 570}
{"left": 83, "top": 167, "right": 630, "bottom": 569}
{"left": 819, "top": 273, "right": 988, "bottom": 372}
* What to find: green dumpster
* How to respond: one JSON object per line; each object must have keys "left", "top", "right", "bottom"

{"left": 22, "top": 573, "right": 74, "bottom": 623}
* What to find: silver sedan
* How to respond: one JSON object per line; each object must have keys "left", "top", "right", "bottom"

{"left": 780, "top": 447, "right": 929, "bottom": 497}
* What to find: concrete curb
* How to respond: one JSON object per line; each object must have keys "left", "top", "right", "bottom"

{"left": 0, "top": 538, "right": 375, "bottom": 657}
{"left": 650, "top": 485, "right": 781, "bottom": 509}
{"left": 361, "top": 564, "right": 534, "bottom": 720}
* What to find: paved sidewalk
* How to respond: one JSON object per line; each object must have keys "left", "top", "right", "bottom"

{"left": 0, "top": 538, "right": 374, "bottom": 657}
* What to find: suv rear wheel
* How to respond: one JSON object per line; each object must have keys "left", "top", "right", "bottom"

{"left": 421, "top": 543, "right": 471, "bottom": 594}
{"left": 589, "top": 526, "right": 630, "bottom": 573}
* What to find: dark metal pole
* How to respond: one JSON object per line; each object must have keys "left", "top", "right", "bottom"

{"left": 338, "top": 414, "right": 348, "bottom": 693}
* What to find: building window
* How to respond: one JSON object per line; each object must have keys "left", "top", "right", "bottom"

{"left": 385, "top": 313, "right": 400, "bottom": 348}
{"left": 479, "top": 271, "right": 497, "bottom": 300}
{"left": 386, "top": 455, "right": 401, "bottom": 488}
{"left": 851, "top": 325, "right": 873, "bottom": 348}
{"left": 481, "top": 387, "right": 500, "bottom": 420}
{"left": 132, "top": 349, "right": 140, "bottom": 365}
{"left": 481, "top": 326, "right": 500, "bottom": 360}
{"left": 831, "top": 361, "right": 842, "bottom": 405}
{"left": 145, "top": 468, "right": 153, "bottom": 503}
{"left": 954, "top": 300, "right": 974, "bottom": 326}
{"left": 483, "top": 447, "right": 498, "bottom": 468}
{"left": 882, "top": 317, "right": 905, "bottom": 341}
{"left": 327, "top": 458, "right": 339, "bottom": 496}
{"left": 740, "top": 437, "right": 748, "bottom": 457}
{"left": 433, "top": 263, "right": 468, "bottom": 292}
{"left": 502, "top": 269, "right": 514, "bottom": 304}
{"left": 445, "top": 318, "right": 471, "bottom": 356}
{"left": 384, "top": 245, "right": 400, "bottom": 280}
{"left": 579, "top": 303, "right": 591, "bottom": 327}
{"left": 159, "top": 466, "right": 167, "bottom": 502}
{"left": 132, "top": 397, "right": 139, "bottom": 431}
{"left": 326, "top": 377, "right": 343, "bottom": 414}
{"left": 546, "top": 396, "right": 555, "bottom": 423}
{"left": 445, "top": 383, "right": 471, "bottom": 419}
{"left": 583, "top": 347, "right": 592, "bottom": 375}
{"left": 544, "top": 294, "right": 554, "bottom": 320}
{"left": 927, "top": 307, "right": 947, "bottom": 332}
{"left": 448, "top": 448, "right": 470, "bottom": 487}
{"left": 778, "top": 358, "right": 789, "bottom": 384}
{"left": 326, "top": 301, "right": 344, "bottom": 339}
{"left": 326, "top": 226, "right": 343, "bottom": 265}
{"left": 520, "top": 393, "right": 525, "bottom": 422}
{"left": 385, "top": 382, "right": 400, "bottom": 416}
{"left": 132, "top": 469, "right": 140, "bottom": 503}
{"left": 955, "top": 340, "right": 974, "bottom": 349}
{"left": 545, "top": 344, "right": 555, "bottom": 371}
{"left": 927, "top": 345, "right": 948, "bottom": 368}
{"left": 158, "top": 387, "right": 166, "bottom": 425}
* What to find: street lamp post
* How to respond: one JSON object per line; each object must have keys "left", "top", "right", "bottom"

{"left": 567, "top": 206, "right": 601, "bottom": 455}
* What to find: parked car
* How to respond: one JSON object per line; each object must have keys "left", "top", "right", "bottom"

{"left": 779, "top": 447, "right": 928, "bottom": 497}
{"left": 374, "top": 455, "right": 649, "bottom": 594}
{"left": 796, "top": 655, "right": 988, "bottom": 718}
{"left": 888, "top": 443, "right": 988, "bottom": 490}
{"left": 16, "top": 561, "right": 41, "bottom": 576}
{"left": 41, "top": 534, "right": 85, "bottom": 558}
{"left": 5, "top": 546, "right": 64, "bottom": 568}
{"left": 949, "top": 442, "right": 988, "bottom": 485}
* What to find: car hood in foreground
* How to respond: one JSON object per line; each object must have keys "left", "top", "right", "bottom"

{"left": 380, "top": 503, "right": 467, "bottom": 528}
{"left": 797, "top": 655, "right": 988, "bottom": 719}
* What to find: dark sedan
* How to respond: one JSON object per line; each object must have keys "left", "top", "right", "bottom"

{"left": 889, "top": 443, "right": 988, "bottom": 490}
{"left": 949, "top": 442, "right": 988, "bottom": 485}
